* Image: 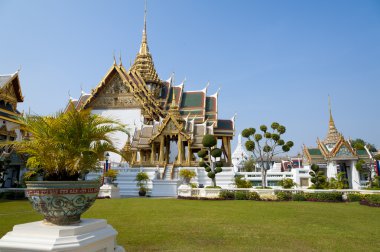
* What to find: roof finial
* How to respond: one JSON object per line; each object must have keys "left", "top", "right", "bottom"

{"left": 139, "top": 0, "right": 149, "bottom": 54}
{"left": 328, "top": 95, "right": 333, "bottom": 122}
{"left": 119, "top": 50, "right": 123, "bottom": 66}
{"left": 113, "top": 51, "right": 117, "bottom": 65}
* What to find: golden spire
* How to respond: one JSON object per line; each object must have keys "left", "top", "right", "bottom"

{"left": 130, "top": 0, "right": 161, "bottom": 85}
{"left": 170, "top": 89, "right": 178, "bottom": 110}
{"left": 324, "top": 96, "right": 340, "bottom": 145}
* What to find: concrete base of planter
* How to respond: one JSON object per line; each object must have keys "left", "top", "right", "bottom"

{"left": 0, "top": 219, "right": 125, "bottom": 252}
{"left": 99, "top": 184, "right": 120, "bottom": 198}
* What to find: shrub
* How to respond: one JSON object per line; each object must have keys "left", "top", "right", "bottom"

{"left": 235, "top": 191, "right": 248, "bottom": 200}
{"left": 361, "top": 194, "right": 380, "bottom": 207}
{"left": 247, "top": 191, "right": 260, "bottom": 200}
{"left": 292, "top": 192, "right": 306, "bottom": 201}
{"left": 276, "top": 191, "right": 292, "bottom": 201}
{"left": 346, "top": 193, "right": 363, "bottom": 202}
{"left": 219, "top": 190, "right": 234, "bottom": 200}
{"left": 234, "top": 175, "right": 252, "bottom": 188}
{"left": 304, "top": 192, "right": 343, "bottom": 202}
{"left": 278, "top": 178, "right": 297, "bottom": 189}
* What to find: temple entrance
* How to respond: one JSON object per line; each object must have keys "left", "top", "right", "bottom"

{"left": 167, "top": 136, "right": 178, "bottom": 164}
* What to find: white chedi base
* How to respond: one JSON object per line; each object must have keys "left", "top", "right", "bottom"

{"left": 99, "top": 184, "right": 121, "bottom": 198}
{"left": 0, "top": 219, "right": 125, "bottom": 252}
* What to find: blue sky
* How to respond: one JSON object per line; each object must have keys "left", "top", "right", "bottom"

{"left": 1, "top": 0, "right": 379, "bottom": 154}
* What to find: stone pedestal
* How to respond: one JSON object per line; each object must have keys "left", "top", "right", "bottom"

{"left": 0, "top": 219, "right": 125, "bottom": 252}
{"left": 99, "top": 184, "right": 121, "bottom": 198}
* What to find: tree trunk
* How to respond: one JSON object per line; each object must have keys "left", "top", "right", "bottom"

{"left": 212, "top": 177, "right": 216, "bottom": 187}
{"left": 261, "top": 168, "right": 265, "bottom": 188}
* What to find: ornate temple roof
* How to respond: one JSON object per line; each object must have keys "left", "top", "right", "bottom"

{"left": 323, "top": 106, "right": 341, "bottom": 145}
{"left": 129, "top": 5, "right": 160, "bottom": 85}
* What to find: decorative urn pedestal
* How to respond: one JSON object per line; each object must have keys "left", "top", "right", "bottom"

{"left": 25, "top": 180, "right": 100, "bottom": 225}
{"left": 0, "top": 180, "right": 125, "bottom": 251}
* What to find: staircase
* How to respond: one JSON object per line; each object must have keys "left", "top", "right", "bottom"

{"left": 163, "top": 165, "right": 173, "bottom": 180}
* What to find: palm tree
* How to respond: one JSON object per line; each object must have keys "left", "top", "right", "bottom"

{"left": 13, "top": 108, "right": 128, "bottom": 181}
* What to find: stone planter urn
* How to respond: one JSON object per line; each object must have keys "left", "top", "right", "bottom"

{"left": 25, "top": 180, "right": 100, "bottom": 225}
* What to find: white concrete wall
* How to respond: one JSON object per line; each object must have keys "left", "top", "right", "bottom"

{"left": 92, "top": 108, "right": 142, "bottom": 162}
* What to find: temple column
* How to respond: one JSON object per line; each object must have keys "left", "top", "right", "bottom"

{"left": 187, "top": 142, "right": 192, "bottom": 166}
{"left": 159, "top": 136, "right": 164, "bottom": 163}
{"left": 226, "top": 137, "right": 232, "bottom": 164}
{"left": 166, "top": 137, "right": 170, "bottom": 162}
{"left": 150, "top": 143, "right": 156, "bottom": 164}
{"left": 178, "top": 134, "right": 183, "bottom": 165}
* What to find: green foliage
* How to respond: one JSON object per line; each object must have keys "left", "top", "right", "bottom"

{"left": 264, "top": 132, "right": 272, "bottom": 138}
{"left": 207, "top": 172, "right": 215, "bottom": 179}
{"left": 355, "top": 159, "right": 366, "bottom": 172}
{"left": 215, "top": 167, "right": 222, "bottom": 173}
{"left": 242, "top": 128, "right": 255, "bottom": 138}
{"left": 215, "top": 161, "right": 223, "bottom": 167}
{"left": 363, "top": 194, "right": 380, "bottom": 205}
{"left": 292, "top": 192, "right": 306, "bottom": 201}
{"left": 219, "top": 190, "right": 235, "bottom": 200}
{"left": 277, "top": 139, "right": 285, "bottom": 145}
{"left": 254, "top": 134, "right": 263, "bottom": 142}
{"left": 260, "top": 125, "right": 267, "bottom": 133}
{"left": 235, "top": 191, "right": 249, "bottom": 200}
{"left": 263, "top": 145, "right": 271, "bottom": 153}
{"left": 179, "top": 169, "right": 196, "bottom": 180}
{"left": 197, "top": 149, "right": 207, "bottom": 159}
{"left": 276, "top": 191, "right": 292, "bottom": 201}
{"left": 211, "top": 148, "right": 222, "bottom": 158}
{"left": 286, "top": 141, "right": 294, "bottom": 148}
{"left": 347, "top": 193, "right": 364, "bottom": 202}
{"left": 11, "top": 108, "right": 127, "bottom": 181}
{"left": 245, "top": 140, "right": 255, "bottom": 151}
{"left": 234, "top": 175, "right": 252, "bottom": 188}
{"left": 309, "top": 164, "right": 327, "bottom": 189}
{"left": 351, "top": 138, "right": 377, "bottom": 152}
{"left": 242, "top": 158, "right": 255, "bottom": 172}
{"left": 271, "top": 122, "right": 279, "bottom": 130}
{"left": 205, "top": 167, "right": 211, "bottom": 172}
{"left": 202, "top": 134, "right": 217, "bottom": 148}
{"left": 104, "top": 169, "right": 119, "bottom": 181}
{"left": 247, "top": 191, "right": 260, "bottom": 200}
{"left": 271, "top": 134, "right": 280, "bottom": 141}
{"left": 304, "top": 192, "right": 343, "bottom": 202}
{"left": 278, "top": 178, "right": 297, "bottom": 189}
{"left": 374, "top": 154, "right": 380, "bottom": 160}
{"left": 199, "top": 161, "right": 207, "bottom": 168}
{"left": 277, "top": 125, "right": 286, "bottom": 134}
{"left": 328, "top": 172, "right": 348, "bottom": 189}
{"left": 205, "top": 185, "right": 222, "bottom": 188}
{"left": 282, "top": 145, "right": 290, "bottom": 152}
{"left": 135, "top": 172, "right": 149, "bottom": 189}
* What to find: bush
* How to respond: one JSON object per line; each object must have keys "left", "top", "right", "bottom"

{"left": 235, "top": 191, "right": 248, "bottom": 200}
{"left": 247, "top": 191, "right": 260, "bottom": 200}
{"left": 361, "top": 194, "right": 380, "bottom": 207}
{"left": 292, "top": 192, "right": 306, "bottom": 201}
{"left": 346, "top": 193, "right": 363, "bottom": 202}
{"left": 206, "top": 186, "right": 221, "bottom": 189}
{"left": 304, "top": 192, "right": 343, "bottom": 202}
{"left": 278, "top": 178, "right": 297, "bottom": 189}
{"left": 276, "top": 191, "right": 292, "bottom": 201}
{"left": 219, "top": 190, "right": 234, "bottom": 200}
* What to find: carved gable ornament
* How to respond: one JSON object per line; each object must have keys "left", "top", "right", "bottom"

{"left": 91, "top": 74, "right": 140, "bottom": 109}
{"left": 335, "top": 145, "right": 353, "bottom": 157}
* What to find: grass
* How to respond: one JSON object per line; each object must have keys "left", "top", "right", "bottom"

{"left": 0, "top": 198, "right": 379, "bottom": 251}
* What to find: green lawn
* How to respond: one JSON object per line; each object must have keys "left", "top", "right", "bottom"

{"left": 0, "top": 198, "right": 379, "bottom": 251}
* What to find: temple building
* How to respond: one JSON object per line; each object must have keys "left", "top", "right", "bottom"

{"left": 0, "top": 71, "right": 27, "bottom": 188}
{"left": 303, "top": 103, "right": 373, "bottom": 189}
{"left": 66, "top": 7, "right": 235, "bottom": 171}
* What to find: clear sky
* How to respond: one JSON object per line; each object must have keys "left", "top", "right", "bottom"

{"left": 1, "top": 0, "right": 379, "bottom": 154}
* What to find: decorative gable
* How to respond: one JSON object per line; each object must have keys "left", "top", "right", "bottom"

{"left": 330, "top": 138, "right": 357, "bottom": 159}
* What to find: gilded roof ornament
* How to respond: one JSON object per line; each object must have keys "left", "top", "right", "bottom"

{"left": 130, "top": 0, "right": 161, "bottom": 85}
{"left": 324, "top": 96, "right": 341, "bottom": 145}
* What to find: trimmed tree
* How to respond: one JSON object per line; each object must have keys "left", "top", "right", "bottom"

{"left": 356, "top": 159, "right": 376, "bottom": 188}
{"left": 242, "top": 123, "right": 293, "bottom": 188}
{"left": 309, "top": 164, "right": 327, "bottom": 189}
{"left": 197, "top": 134, "right": 223, "bottom": 187}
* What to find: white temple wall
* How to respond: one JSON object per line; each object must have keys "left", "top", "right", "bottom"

{"left": 326, "top": 161, "right": 338, "bottom": 179}
{"left": 92, "top": 108, "right": 142, "bottom": 162}
{"left": 350, "top": 160, "right": 360, "bottom": 190}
